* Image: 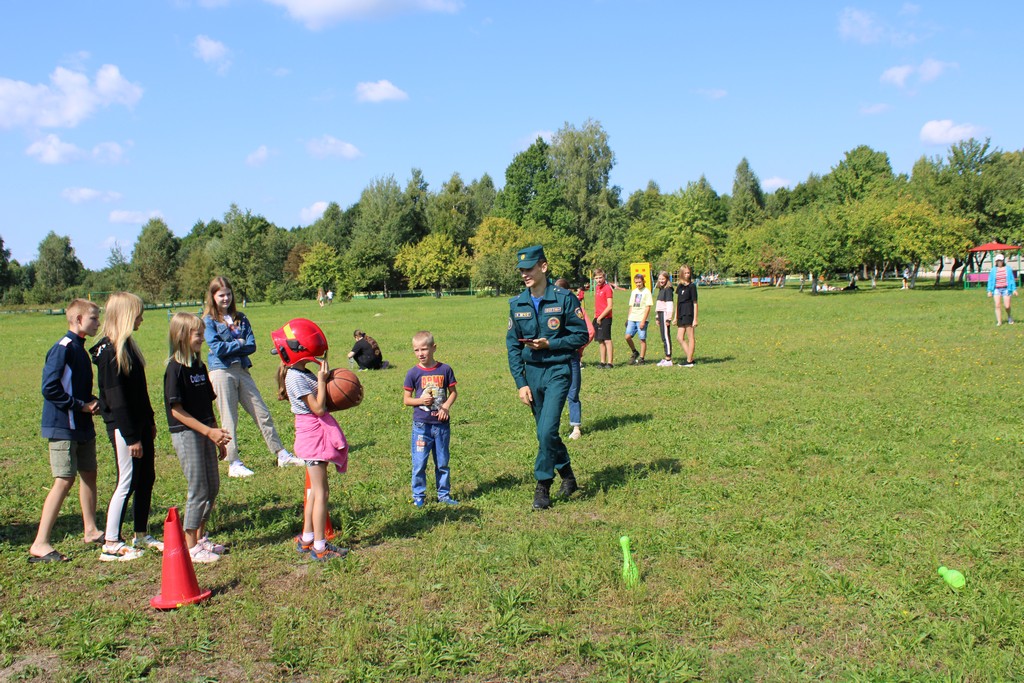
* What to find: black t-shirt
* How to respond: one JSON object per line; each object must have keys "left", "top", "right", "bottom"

{"left": 676, "top": 282, "right": 698, "bottom": 315}
{"left": 163, "top": 358, "right": 217, "bottom": 433}
{"left": 351, "top": 337, "right": 382, "bottom": 369}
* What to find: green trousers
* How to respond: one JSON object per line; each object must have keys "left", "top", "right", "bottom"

{"left": 524, "top": 362, "right": 572, "bottom": 481}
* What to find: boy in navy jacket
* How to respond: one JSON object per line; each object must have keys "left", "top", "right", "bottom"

{"left": 29, "top": 299, "right": 103, "bottom": 562}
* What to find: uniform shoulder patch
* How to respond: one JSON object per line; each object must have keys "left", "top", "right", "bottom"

{"left": 575, "top": 307, "right": 584, "bottom": 319}
{"left": 59, "top": 337, "right": 72, "bottom": 347}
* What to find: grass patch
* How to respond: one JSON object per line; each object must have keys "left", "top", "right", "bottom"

{"left": 2, "top": 285, "right": 1023, "bottom": 680}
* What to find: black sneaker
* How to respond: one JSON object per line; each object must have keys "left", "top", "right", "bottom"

{"left": 636, "top": 358, "right": 646, "bottom": 365}
{"left": 630, "top": 351, "right": 640, "bottom": 365}
{"left": 558, "top": 478, "right": 578, "bottom": 498}
{"left": 533, "top": 480, "right": 552, "bottom": 510}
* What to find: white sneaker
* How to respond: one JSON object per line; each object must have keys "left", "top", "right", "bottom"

{"left": 656, "top": 359, "right": 673, "bottom": 367}
{"left": 100, "top": 542, "right": 144, "bottom": 562}
{"left": 189, "top": 545, "right": 221, "bottom": 564}
{"left": 277, "top": 450, "right": 304, "bottom": 467}
{"left": 569, "top": 426, "right": 582, "bottom": 440}
{"left": 198, "top": 536, "right": 225, "bottom": 554}
{"left": 229, "top": 461, "right": 255, "bottom": 478}
{"left": 132, "top": 534, "right": 164, "bottom": 552}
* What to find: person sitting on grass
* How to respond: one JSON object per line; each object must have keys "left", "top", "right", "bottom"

{"left": 348, "top": 329, "right": 388, "bottom": 370}
{"left": 29, "top": 299, "right": 104, "bottom": 563}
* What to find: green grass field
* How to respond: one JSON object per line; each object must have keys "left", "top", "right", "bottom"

{"left": 2, "top": 284, "right": 1023, "bottom": 682}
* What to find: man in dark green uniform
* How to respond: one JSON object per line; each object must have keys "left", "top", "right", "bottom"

{"left": 506, "top": 245, "right": 589, "bottom": 509}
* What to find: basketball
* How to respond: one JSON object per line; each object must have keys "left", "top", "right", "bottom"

{"left": 325, "top": 368, "right": 363, "bottom": 412}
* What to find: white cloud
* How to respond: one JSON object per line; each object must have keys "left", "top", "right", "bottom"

{"left": 300, "top": 201, "right": 329, "bottom": 223}
{"left": 306, "top": 134, "right": 362, "bottom": 159}
{"left": 271, "top": 67, "right": 291, "bottom": 77}
{"left": 0, "top": 64, "right": 142, "bottom": 129}
{"left": 881, "top": 59, "right": 957, "bottom": 88}
{"left": 26, "top": 134, "right": 83, "bottom": 163}
{"left": 918, "top": 58, "right": 956, "bottom": 83}
{"left": 193, "top": 35, "right": 232, "bottom": 74}
{"left": 355, "top": 79, "right": 408, "bottom": 103}
{"left": 109, "top": 209, "right": 163, "bottom": 224}
{"left": 91, "top": 141, "right": 125, "bottom": 163}
{"left": 839, "top": 6, "right": 917, "bottom": 46}
{"left": 880, "top": 65, "right": 914, "bottom": 88}
{"left": 900, "top": 3, "right": 921, "bottom": 15}
{"left": 62, "top": 187, "right": 122, "bottom": 203}
{"left": 265, "top": 0, "right": 462, "bottom": 30}
{"left": 763, "top": 177, "right": 791, "bottom": 191}
{"left": 25, "top": 134, "right": 127, "bottom": 164}
{"left": 860, "top": 103, "right": 890, "bottom": 115}
{"left": 920, "top": 119, "right": 983, "bottom": 145}
{"left": 696, "top": 88, "right": 727, "bottom": 100}
{"left": 839, "top": 8, "right": 885, "bottom": 44}
{"left": 247, "top": 144, "right": 270, "bottom": 166}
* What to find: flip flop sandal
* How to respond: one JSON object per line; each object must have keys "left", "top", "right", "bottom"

{"left": 28, "top": 550, "right": 69, "bottom": 563}
{"left": 85, "top": 534, "right": 105, "bottom": 544}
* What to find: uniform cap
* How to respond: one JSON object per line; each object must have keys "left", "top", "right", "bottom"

{"left": 516, "top": 245, "right": 546, "bottom": 269}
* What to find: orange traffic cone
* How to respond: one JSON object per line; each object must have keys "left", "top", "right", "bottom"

{"left": 150, "top": 507, "right": 212, "bottom": 609}
{"left": 304, "top": 470, "right": 336, "bottom": 540}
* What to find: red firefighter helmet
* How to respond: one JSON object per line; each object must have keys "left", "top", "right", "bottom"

{"left": 270, "top": 318, "right": 328, "bottom": 366}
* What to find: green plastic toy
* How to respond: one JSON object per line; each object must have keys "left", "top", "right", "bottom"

{"left": 619, "top": 535, "right": 639, "bottom": 588}
{"left": 938, "top": 566, "right": 965, "bottom": 590}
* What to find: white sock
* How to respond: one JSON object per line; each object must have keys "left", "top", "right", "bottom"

{"left": 302, "top": 532, "right": 314, "bottom": 544}
{"left": 313, "top": 539, "right": 326, "bottom": 552}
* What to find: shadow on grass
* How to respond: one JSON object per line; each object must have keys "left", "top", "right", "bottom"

{"left": 467, "top": 472, "right": 526, "bottom": 498}
{"left": 215, "top": 500, "right": 298, "bottom": 546}
{"left": 691, "top": 355, "right": 734, "bottom": 365}
{"left": 361, "top": 506, "right": 482, "bottom": 548}
{"left": 587, "top": 412, "right": 653, "bottom": 433}
{"left": 577, "top": 458, "right": 682, "bottom": 499}
{"left": 347, "top": 439, "right": 376, "bottom": 455}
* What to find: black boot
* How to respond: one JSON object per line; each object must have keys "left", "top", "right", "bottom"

{"left": 533, "top": 479, "right": 553, "bottom": 510}
{"left": 557, "top": 464, "right": 578, "bottom": 498}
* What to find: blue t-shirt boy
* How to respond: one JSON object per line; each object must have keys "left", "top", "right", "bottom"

{"left": 402, "top": 334, "right": 458, "bottom": 506}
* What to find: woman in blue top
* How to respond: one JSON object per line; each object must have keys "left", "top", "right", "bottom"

{"left": 203, "top": 276, "right": 303, "bottom": 477}
{"left": 986, "top": 253, "right": 1018, "bottom": 326}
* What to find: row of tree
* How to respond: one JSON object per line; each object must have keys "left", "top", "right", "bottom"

{"left": 3, "top": 119, "right": 1021, "bottom": 305}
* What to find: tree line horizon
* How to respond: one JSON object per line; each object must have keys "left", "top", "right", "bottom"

{"left": 2, "top": 118, "right": 1021, "bottom": 305}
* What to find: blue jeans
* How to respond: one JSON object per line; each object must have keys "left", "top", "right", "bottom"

{"left": 567, "top": 354, "right": 581, "bottom": 427}
{"left": 411, "top": 421, "right": 451, "bottom": 500}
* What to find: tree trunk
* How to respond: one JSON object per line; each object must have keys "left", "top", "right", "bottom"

{"left": 934, "top": 256, "right": 944, "bottom": 286}
{"left": 949, "top": 257, "right": 964, "bottom": 286}
{"left": 799, "top": 274, "right": 806, "bottom": 292}
{"left": 910, "top": 263, "right": 920, "bottom": 289}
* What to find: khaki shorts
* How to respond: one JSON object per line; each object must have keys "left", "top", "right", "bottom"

{"left": 48, "top": 438, "right": 97, "bottom": 478}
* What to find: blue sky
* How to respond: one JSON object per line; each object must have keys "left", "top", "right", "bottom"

{"left": 2, "top": 1, "right": 1021, "bottom": 270}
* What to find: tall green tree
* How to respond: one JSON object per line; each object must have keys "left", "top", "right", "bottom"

{"left": 727, "top": 157, "right": 765, "bottom": 230}
{"left": 34, "top": 232, "right": 84, "bottom": 302}
{"left": 548, "top": 118, "right": 617, "bottom": 251}
{"left": 824, "top": 145, "right": 896, "bottom": 204}
{"left": 131, "top": 217, "right": 180, "bottom": 301}
{"left": 427, "top": 173, "right": 475, "bottom": 247}
{"left": 299, "top": 242, "right": 343, "bottom": 294}
{"left": 0, "top": 235, "right": 10, "bottom": 290}
{"left": 395, "top": 233, "right": 470, "bottom": 295}
{"left": 215, "top": 205, "right": 289, "bottom": 300}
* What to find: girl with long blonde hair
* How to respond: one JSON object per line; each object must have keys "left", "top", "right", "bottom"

{"left": 164, "top": 313, "right": 231, "bottom": 563}
{"left": 90, "top": 292, "right": 160, "bottom": 561}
